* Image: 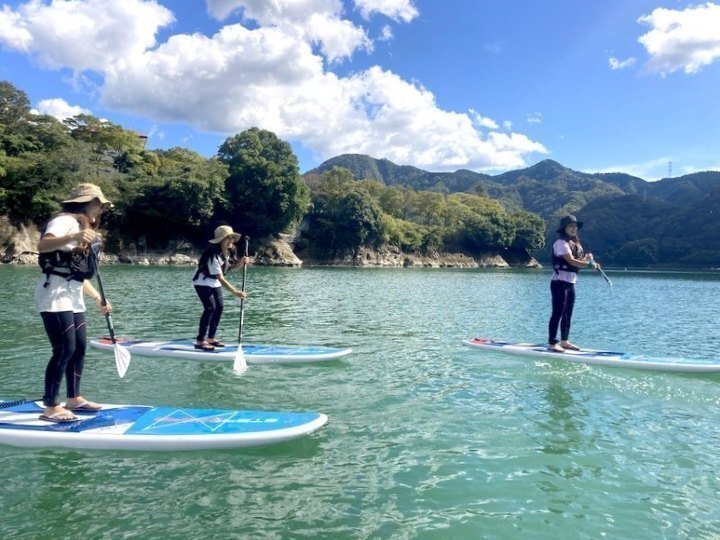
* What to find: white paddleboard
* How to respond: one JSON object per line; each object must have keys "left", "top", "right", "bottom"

{"left": 0, "top": 400, "right": 328, "bottom": 451}
{"left": 90, "top": 337, "right": 352, "bottom": 364}
{"left": 463, "top": 337, "right": 720, "bottom": 373}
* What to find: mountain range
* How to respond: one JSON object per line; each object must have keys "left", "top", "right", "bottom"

{"left": 306, "top": 155, "right": 720, "bottom": 267}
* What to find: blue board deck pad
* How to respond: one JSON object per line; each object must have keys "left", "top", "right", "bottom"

{"left": 90, "top": 337, "right": 352, "bottom": 364}
{"left": 126, "top": 408, "right": 322, "bottom": 436}
{"left": 463, "top": 337, "right": 720, "bottom": 373}
{"left": 0, "top": 400, "right": 328, "bottom": 451}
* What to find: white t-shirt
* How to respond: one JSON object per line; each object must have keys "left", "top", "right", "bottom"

{"left": 551, "top": 238, "right": 578, "bottom": 284}
{"left": 34, "top": 214, "right": 87, "bottom": 313}
{"left": 192, "top": 253, "right": 224, "bottom": 288}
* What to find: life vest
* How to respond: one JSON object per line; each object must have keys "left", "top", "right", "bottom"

{"left": 38, "top": 215, "right": 102, "bottom": 285}
{"left": 552, "top": 237, "right": 584, "bottom": 274}
{"left": 193, "top": 245, "right": 231, "bottom": 281}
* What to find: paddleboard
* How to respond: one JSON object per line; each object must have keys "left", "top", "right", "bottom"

{"left": 463, "top": 337, "right": 720, "bottom": 373}
{"left": 90, "top": 337, "right": 352, "bottom": 364}
{"left": 0, "top": 400, "right": 328, "bottom": 451}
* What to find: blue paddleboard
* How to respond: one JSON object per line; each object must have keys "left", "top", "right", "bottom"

{"left": 90, "top": 337, "right": 352, "bottom": 364}
{"left": 463, "top": 337, "right": 720, "bottom": 373}
{"left": 0, "top": 400, "right": 328, "bottom": 451}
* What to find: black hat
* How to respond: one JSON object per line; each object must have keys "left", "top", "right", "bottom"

{"left": 556, "top": 214, "right": 583, "bottom": 234}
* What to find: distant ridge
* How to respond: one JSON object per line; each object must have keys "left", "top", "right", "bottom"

{"left": 305, "top": 154, "right": 720, "bottom": 266}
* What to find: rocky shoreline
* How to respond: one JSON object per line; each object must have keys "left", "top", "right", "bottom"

{"left": 0, "top": 218, "right": 540, "bottom": 269}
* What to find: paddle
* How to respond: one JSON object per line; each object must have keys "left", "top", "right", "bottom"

{"left": 92, "top": 252, "right": 131, "bottom": 378}
{"left": 598, "top": 267, "right": 613, "bottom": 287}
{"left": 589, "top": 255, "right": 612, "bottom": 288}
{"left": 232, "top": 236, "right": 250, "bottom": 373}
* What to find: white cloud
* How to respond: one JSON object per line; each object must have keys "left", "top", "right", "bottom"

{"left": 608, "top": 56, "right": 636, "bottom": 70}
{"left": 32, "top": 98, "right": 91, "bottom": 120}
{"left": 0, "top": 5, "right": 33, "bottom": 51}
{"left": 469, "top": 109, "right": 498, "bottom": 130}
{"left": 206, "top": 0, "right": 244, "bottom": 20}
{"left": 526, "top": 112, "right": 542, "bottom": 124}
{"left": 0, "top": 0, "right": 173, "bottom": 71}
{"left": 206, "top": 0, "right": 370, "bottom": 62}
{"left": 378, "top": 24, "right": 393, "bottom": 42}
{"left": 354, "top": 0, "right": 418, "bottom": 22}
{"left": 589, "top": 156, "right": 672, "bottom": 181}
{"left": 638, "top": 3, "right": 720, "bottom": 75}
{"left": 147, "top": 124, "right": 164, "bottom": 141}
{"left": 3, "top": 0, "right": 547, "bottom": 172}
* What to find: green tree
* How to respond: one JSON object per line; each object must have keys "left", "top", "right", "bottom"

{"left": 613, "top": 239, "right": 658, "bottom": 267}
{"left": 115, "top": 148, "right": 228, "bottom": 247}
{"left": 218, "top": 127, "right": 309, "bottom": 237}
{"left": 64, "top": 114, "right": 146, "bottom": 175}
{"left": 305, "top": 169, "right": 385, "bottom": 255}
{"left": 0, "top": 81, "right": 31, "bottom": 130}
{"left": 510, "top": 211, "right": 546, "bottom": 251}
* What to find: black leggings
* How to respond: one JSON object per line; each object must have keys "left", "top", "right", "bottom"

{"left": 41, "top": 311, "right": 87, "bottom": 407}
{"left": 548, "top": 280, "right": 576, "bottom": 344}
{"left": 195, "top": 285, "right": 224, "bottom": 342}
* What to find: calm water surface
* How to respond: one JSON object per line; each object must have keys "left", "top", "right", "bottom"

{"left": 1, "top": 265, "right": 720, "bottom": 539}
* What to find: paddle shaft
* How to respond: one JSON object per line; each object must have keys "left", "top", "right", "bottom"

{"left": 91, "top": 252, "right": 117, "bottom": 343}
{"left": 598, "top": 267, "right": 612, "bottom": 286}
{"left": 238, "top": 237, "right": 249, "bottom": 344}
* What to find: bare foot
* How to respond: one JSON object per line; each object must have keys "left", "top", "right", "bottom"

{"left": 548, "top": 343, "right": 565, "bottom": 352}
{"left": 560, "top": 341, "right": 581, "bottom": 351}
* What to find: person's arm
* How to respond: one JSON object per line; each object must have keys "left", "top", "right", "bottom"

{"left": 561, "top": 252, "right": 600, "bottom": 270}
{"left": 83, "top": 280, "right": 112, "bottom": 313}
{"left": 218, "top": 274, "right": 247, "bottom": 299}
{"left": 38, "top": 229, "right": 97, "bottom": 252}
{"left": 228, "top": 255, "right": 252, "bottom": 271}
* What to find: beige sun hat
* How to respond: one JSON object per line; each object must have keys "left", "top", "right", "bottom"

{"left": 209, "top": 225, "right": 241, "bottom": 244}
{"left": 62, "top": 183, "right": 113, "bottom": 207}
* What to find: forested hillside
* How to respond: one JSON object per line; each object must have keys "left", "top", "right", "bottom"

{"left": 309, "top": 154, "right": 720, "bottom": 267}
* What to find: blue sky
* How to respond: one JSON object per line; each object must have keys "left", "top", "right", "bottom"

{"left": 1, "top": 0, "right": 719, "bottom": 180}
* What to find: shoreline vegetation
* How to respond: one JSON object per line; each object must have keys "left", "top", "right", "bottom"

{"left": 0, "top": 220, "right": 539, "bottom": 269}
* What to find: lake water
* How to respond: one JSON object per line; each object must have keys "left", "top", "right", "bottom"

{"left": 1, "top": 265, "right": 720, "bottom": 539}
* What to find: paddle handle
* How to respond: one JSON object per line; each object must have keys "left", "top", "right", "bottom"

{"left": 238, "top": 236, "right": 249, "bottom": 344}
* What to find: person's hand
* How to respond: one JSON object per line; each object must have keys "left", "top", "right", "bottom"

{"left": 95, "top": 297, "right": 111, "bottom": 314}
{"left": 233, "top": 290, "right": 247, "bottom": 299}
{"left": 230, "top": 256, "right": 251, "bottom": 270}
{"left": 75, "top": 229, "right": 98, "bottom": 244}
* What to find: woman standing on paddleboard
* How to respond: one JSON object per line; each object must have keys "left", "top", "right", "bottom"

{"left": 35, "top": 183, "right": 112, "bottom": 423}
{"left": 192, "top": 226, "right": 249, "bottom": 351}
{"left": 548, "top": 214, "right": 601, "bottom": 352}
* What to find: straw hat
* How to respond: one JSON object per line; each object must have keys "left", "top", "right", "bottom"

{"left": 209, "top": 225, "right": 241, "bottom": 244}
{"left": 62, "top": 183, "right": 112, "bottom": 207}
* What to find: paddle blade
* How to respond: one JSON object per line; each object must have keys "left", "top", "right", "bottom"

{"left": 232, "top": 343, "right": 247, "bottom": 374}
{"left": 114, "top": 344, "right": 131, "bottom": 378}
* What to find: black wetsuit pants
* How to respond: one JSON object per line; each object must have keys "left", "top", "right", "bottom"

{"left": 41, "top": 311, "right": 87, "bottom": 407}
{"left": 194, "top": 285, "right": 224, "bottom": 342}
{"left": 548, "top": 280, "right": 576, "bottom": 345}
